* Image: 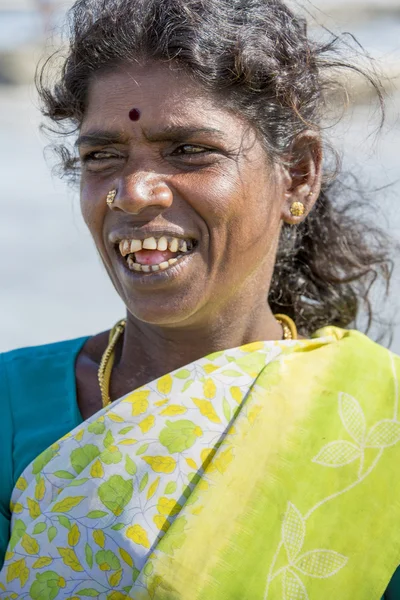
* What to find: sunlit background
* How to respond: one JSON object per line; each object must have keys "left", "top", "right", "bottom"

{"left": 0, "top": 0, "right": 399, "bottom": 352}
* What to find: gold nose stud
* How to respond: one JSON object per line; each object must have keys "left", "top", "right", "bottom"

{"left": 290, "top": 201, "right": 305, "bottom": 217}
{"left": 106, "top": 189, "right": 117, "bottom": 207}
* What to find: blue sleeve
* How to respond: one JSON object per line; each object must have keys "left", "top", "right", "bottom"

{"left": 384, "top": 567, "right": 400, "bottom": 599}
{"left": 0, "top": 336, "right": 88, "bottom": 569}
{"left": 0, "top": 354, "right": 14, "bottom": 569}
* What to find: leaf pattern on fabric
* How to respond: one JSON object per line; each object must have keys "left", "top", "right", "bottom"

{"left": 192, "top": 398, "right": 221, "bottom": 424}
{"left": 338, "top": 393, "right": 366, "bottom": 444}
{"left": 142, "top": 456, "right": 177, "bottom": 474}
{"left": 282, "top": 503, "right": 305, "bottom": 563}
{"left": 0, "top": 341, "right": 300, "bottom": 598}
{"left": 98, "top": 476, "right": 133, "bottom": 516}
{"left": 312, "top": 441, "right": 361, "bottom": 467}
{"left": 267, "top": 372, "right": 400, "bottom": 600}
{"left": 282, "top": 569, "right": 309, "bottom": 600}
{"left": 366, "top": 420, "right": 400, "bottom": 448}
{"left": 126, "top": 525, "right": 151, "bottom": 549}
{"left": 295, "top": 550, "right": 348, "bottom": 578}
{"left": 159, "top": 420, "right": 202, "bottom": 453}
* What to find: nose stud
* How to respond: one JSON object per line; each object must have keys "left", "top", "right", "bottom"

{"left": 106, "top": 189, "right": 117, "bottom": 207}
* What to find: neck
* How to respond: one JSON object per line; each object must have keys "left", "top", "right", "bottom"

{"left": 113, "top": 300, "right": 283, "bottom": 394}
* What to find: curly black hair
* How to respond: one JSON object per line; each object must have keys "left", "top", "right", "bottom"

{"left": 36, "top": 0, "right": 394, "bottom": 338}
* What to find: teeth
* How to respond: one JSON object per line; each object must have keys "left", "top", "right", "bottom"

{"left": 143, "top": 237, "right": 157, "bottom": 250}
{"left": 120, "top": 236, "right": 194, "bottom": 256}
{"left": 119, "top": 240, "right": 130, "bottom": 257}
{"left": 179, "top": 240, "right": 187, "bottom": 253}
{"left": 169, "top": 238, "right": 179, "bottom": 253}
{"left": 130, "top": 239, "right": 142, "bottom": 253}
{"left": 157, "top": 237, "right": 168, "bottom": 251}
{"left": 126, "top": 255, "right": 183, "bottom": 273}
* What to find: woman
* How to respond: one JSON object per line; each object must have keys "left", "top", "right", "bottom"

{"left": 0, "top": 0, "right": 399, "bottom": 598}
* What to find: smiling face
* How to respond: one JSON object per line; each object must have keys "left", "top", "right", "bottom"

{"left": 79, "top": 62, "right": 289, "bottom": 328}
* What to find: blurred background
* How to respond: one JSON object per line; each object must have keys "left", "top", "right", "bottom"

{"left": 0, "top": 0, "right": 399, "bottom": 353}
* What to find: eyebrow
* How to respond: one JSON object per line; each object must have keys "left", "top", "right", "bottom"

{"left": 76, "top": 125, "right": 226, "bottom": 148}
{"left": 76, "top": 130, "right": 128, "bottom": 148}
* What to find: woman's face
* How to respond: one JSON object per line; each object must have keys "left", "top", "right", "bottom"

{"left": 79, "top": 62, "right": 288, "bottom": 328}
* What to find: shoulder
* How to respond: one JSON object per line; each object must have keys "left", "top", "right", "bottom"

{"left": 0, "top": 336, "right": 91, "bottom": 403}
{"left": 0, "top": 337, "right": 90, "bottom": 567}
{"left": 1, "top": 336, "right": 91, "bottom": 367}
{"left": 313, "top": 326, "right": 399, "bottom": 361}
{"left": 0, "top": 336, "right": 89, "bottom": 504}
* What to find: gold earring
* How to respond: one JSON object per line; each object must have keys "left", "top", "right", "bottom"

{"left": 290, "top": 201, "right": 305, "bottom": 217}
{"left": 106, "top": 189, "right": 117, "bottom": 207}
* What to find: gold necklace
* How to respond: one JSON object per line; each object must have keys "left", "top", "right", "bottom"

{"left": 98, "top": 314, "right": 297, "bottom": 408}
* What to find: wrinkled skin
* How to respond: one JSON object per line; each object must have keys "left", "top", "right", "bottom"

{"left": 75, "top": 62, "right": 322, "bottom": 419}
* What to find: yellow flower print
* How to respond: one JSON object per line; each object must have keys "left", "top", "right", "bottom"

{"left": 248, "top": 405, "right": 263, "bottom": 424}
{"left": 203, "top": 378, "right": 217, "bottom": 399}
{"left": 139, "top": 415, "right": 156, "bottom": 433}
{"left": 200, "top": 448, "right": 216, "bottom": 470}
{"left": 185, "top": 458, "right": 197, "bottom": 470}
{"left": 241, "top": 341, "right": 264, "bottom": 352}
{"left": 160, "top": 405, "right": 187, "bottom": 416}
{"left": 142, "top": 456, "right": 177, "bottom": 474}
{"left": 153, "top": 514, "right": 170, "bottom": 532}
{"left": 126, "top": 525, "right": 151, "bottom": 549}
{"left": 154, "top": 398, "right": 169, "bottom": 407}
{"left": 157, "top": 497, "right": 181, "bottom": 517}
{"left": 230, "top": 386, "right": 243, "bottom": 404}
{"left": 125, "top": 390, "right": 150, "bottom": 416}
{"left": 192, "top": 398, "right": 221, "bottom": 424}
{"left": 157, "top": 374, "right": 173, "bottom": 395}
{"left": 203, "top": 364, "right": 219, "bottom": 374}
{"left": 90, "top": 459, "right": 104, "bottom": 478}
{"left": 213, "top": 447, "right": 234, "bottom": 474}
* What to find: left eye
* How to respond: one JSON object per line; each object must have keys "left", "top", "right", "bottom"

{"left": 173, "top": 145, "right": 210, "bottom": 155}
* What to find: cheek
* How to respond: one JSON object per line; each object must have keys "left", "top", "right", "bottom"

{"left": 80, "top": 183, "right": 108, "bottom": 248}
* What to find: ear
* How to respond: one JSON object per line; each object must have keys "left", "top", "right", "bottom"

{"left": 280, "top": 131, "right": 323, "bottom": 225}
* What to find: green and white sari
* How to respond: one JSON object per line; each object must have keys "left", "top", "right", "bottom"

{"left": 1, "top": 327, "right": 400, "bottom": 599}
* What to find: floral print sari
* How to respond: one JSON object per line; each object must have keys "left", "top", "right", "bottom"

{"left": 1, "top": 327, "right": 400, "bottom": 600}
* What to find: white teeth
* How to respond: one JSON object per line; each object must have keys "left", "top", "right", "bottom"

{"left": 157, "top": 237, "right": 168, "bottom": 251}
{"left": 143, "top": 237, "right": 157, "bottom": 250}
{"left": 169, "top": 238, "right": 179, "bottom": 253}
{"left": 126, "top": 255, "right": 184, "bottom": 273}
{"left": 130, "top": 239, "right": 142, "bottom": 253}
{"left": 179, "top": 240, "right": 187, "bottom": 253}
{"left": 120, "top": 236, "right": 194, "bottom": 257}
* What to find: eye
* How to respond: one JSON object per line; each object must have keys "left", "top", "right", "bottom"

{"left": 81, "top": 151, "right": 120, "bottom": 163}
{"left": 172, "top": 144, "right": 212, "bottom": 156}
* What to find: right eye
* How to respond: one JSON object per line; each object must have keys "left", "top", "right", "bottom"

{"left": 81, "top": 151, "right": 118, "bottom": 163}
{"left": 80, "top": 150, "right": 124, "bottom": 172}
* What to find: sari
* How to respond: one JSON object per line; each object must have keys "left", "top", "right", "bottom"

{"left": 1, "top": 326, "right": 400, "bottom": 599}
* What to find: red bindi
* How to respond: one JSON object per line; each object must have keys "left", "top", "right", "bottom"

{"left": 129, "top": 108, "right": 141, "bottom": 122}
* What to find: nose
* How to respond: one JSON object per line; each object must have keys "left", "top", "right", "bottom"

{"left": 111, "top": 171, "right": 173, "bottom": 215}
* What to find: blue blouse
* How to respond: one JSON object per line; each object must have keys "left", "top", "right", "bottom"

{"left": 0, "top": 338, "right": 399, "bottom": 598}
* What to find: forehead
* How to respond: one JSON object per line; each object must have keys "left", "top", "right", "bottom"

{"left": 83, "top": 62, "right": 237, "bottom": 133}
